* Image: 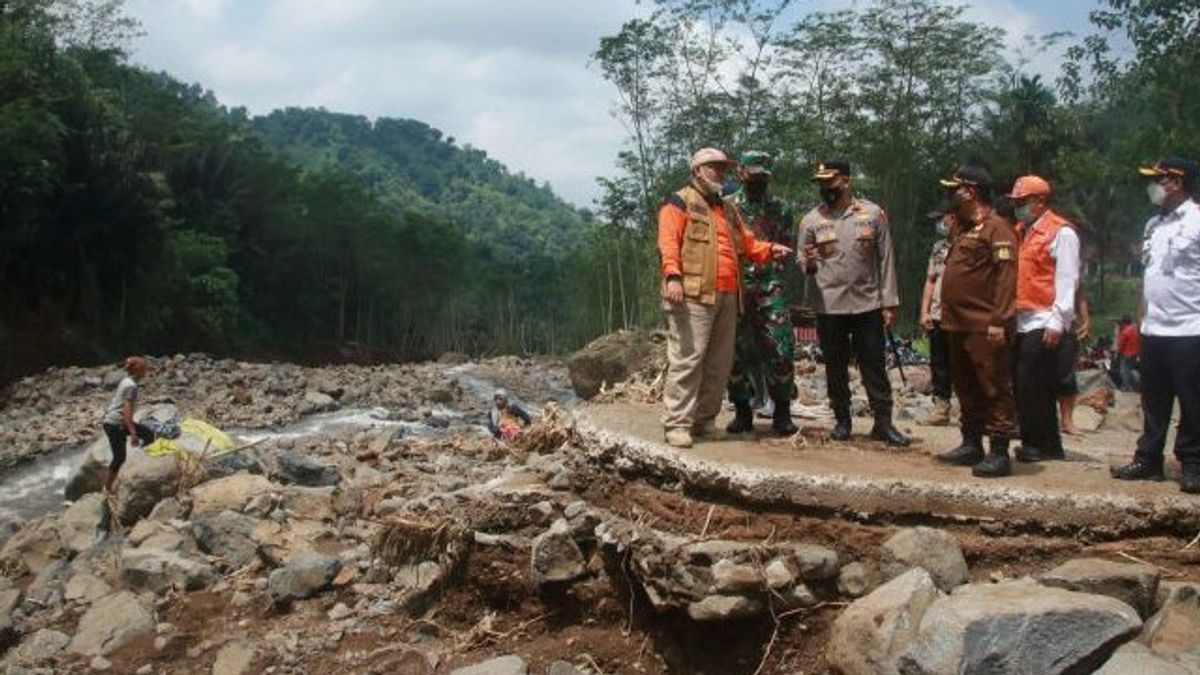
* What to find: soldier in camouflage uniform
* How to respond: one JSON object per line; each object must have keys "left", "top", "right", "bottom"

{"left": 726, "top": 151, "right": 799, "bottom": 436}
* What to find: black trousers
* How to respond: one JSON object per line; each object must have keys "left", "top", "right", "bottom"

{"left": 928, "top": 321, "right": 952, "bottom": 400}
{"left": 1015, "top": 330, "right": 1063, "bottom": 453}
{"left": 817, "top": 310, "right": 892, "bottom": 421}
{"left": 1135, "top": 335, "right": 1200, "bottom": 467}
{"left": 103, "top": 423, "right": 155, "bottom": 472}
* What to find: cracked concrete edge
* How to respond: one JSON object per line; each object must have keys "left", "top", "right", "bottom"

{"left": 570, "top": 413, "right": 1200, "bottom": 538}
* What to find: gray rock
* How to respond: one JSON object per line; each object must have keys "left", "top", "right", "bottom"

{"left": 59, "top": 493, "right": 110, "bottom": 554}
{"left": 1094, "top": 642, "right": 1191, "bottom": 675}
{"left": 449, "top": 654, "right": 528, "bottom": 675}
{"left": 0, "top": 518, "right": 64, "bottom": 575}
{"left": 1142, "top": 583, "right": 1200, "bottom": 661}
{"left": 686, "top": 594, "right": 763, "bottom": 622}
{"left": 189, "top": 473, "right": 275, "bottom": 517}
{"left": 64, "top": 436, "right": 110, "bottom": 501}
{"left": 789, "top": 543, "right": 840, "bottom": 581}
{"left": 120, "top": 548, "right": 216, "bottom": 594}
{"left": 192, "top": 511, "right": 260, "bottom": 568}
{"left": 301, "top": 390, "right": 337, "bottom": 414}
{"left": 268, "top": 553, "right": 341, "bottom": 604}
{"left": 1156, "top": 581, "right": 1200, "bottom": 613}
{"left": 1039, "top": 557, "right": 1160, "bottom": 618}
{"left": 567, "top": 330, "right": 662, "bottom": 399}
{"left": 64, "top": 573, "right": 112, "bottom": 604}
{"left": 879, "top": 527, "right": 969, "bottom": 592}
{"left": 212, "top": 639, "right": 256, "bottom": 675}
{"left": 764, "top": 558, "right": 796, "bottom": 590}
{"left": 69, "top": 591, "right": 155, "bottom": 656}
{"left": 114, "top": 452, "right": 180, "bottom": 526}
{"left": 711, "top": 559, "right": 762, "bottom": 594}
{"left": 530, "top": 519, "right": 586, "bottom": 585}
{"left": 546, "top": 662, "right": 582, "bottom": 675}
{"left": 830, "top": 568, "right": 942, "bottom": 675}
{"left": 275, "top": 453, "right": 342, "bottom": 487}
{"left": 898, "top": 579, "right": 1143, "bottom": 675}
{"left": 10, "top": 628, "right": 70, "bottom": 665}
{"left": 838, "top": 561, "right": 878, "bottom": 598}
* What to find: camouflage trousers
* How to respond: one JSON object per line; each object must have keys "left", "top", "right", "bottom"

{"left": 728, "top": 288, "right": 797, "bottom": 405}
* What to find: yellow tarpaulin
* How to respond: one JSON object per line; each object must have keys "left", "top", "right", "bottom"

{"left": 144, "top": 418, "right": 234, "bottom": 460}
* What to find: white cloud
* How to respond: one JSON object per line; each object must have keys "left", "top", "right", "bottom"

{"left": 124, "top": 0, "right": 642, "bottom": 207}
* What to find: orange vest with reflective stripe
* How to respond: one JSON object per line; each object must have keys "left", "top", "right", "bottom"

{"left": 1016, "top": 209, "right": 1071, "bottom": 312}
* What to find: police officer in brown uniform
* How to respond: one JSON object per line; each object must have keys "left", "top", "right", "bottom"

{"left": 934, "top": 165, "right": 1020, "bottom": 477}
{"left": 799, "top": 160, "right": 909, "bottom": 446}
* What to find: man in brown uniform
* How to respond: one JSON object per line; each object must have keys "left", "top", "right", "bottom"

{"left": 934, "top": 165, "right": 1020, "bottom": 477}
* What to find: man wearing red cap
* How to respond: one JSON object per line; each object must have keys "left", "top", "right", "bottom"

{"left": 657, "top": 148, "right": 793, "bottom": 448}
{"left": 1113, "top": 157, "right": 1200, "bottom": 494}
{"left": 1007, "top": 175, "right": 1081, "bottom": 463}
{"left": 101, "top": 356, "right": 155, "bottom": 493}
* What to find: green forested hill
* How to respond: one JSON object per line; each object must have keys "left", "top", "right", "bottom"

{"left": 0, "top": 2, "right": 618, "bottom": 385}
{"left": 251, "top": 109, "right": 589, "bottom": 259}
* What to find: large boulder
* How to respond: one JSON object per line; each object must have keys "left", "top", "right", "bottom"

{"left": 268, "top": 552, "right": 341, "bottom": 605}
{"left": 830, "top": 568, "right": 943, "bottom": 675}
{"left": 898, "top": 579, "right": 1142, "bottom": 675}
{"left": 192, "top": 510, "right": 261, "bottom": 569}
{"left": 530, "top": 519, "right": 587, "bottom": 586}
{"left": 9, "top": 628, "right": 70, "bottom": 667}
{"left": 0, "top": 518, "right": 64, "bottom": 575}
{"left": 114, "top": 451, "right": 180, "bottom": 526}
{"left": 879, "top": 527, "right": 969, "bottom": 592}
{"left": 68, "top": 591, "right": 155, "bottom": 656}
{"left": 64, "top": 435, "right": 111, "bottom": 501}
{"left": 566, "top": 330, "right": 663, "bottom": 399}
{"left": 275, "top": 453, "right": 341, "bottom": 487}
{"left": 58, "top": 493, "right": 110, "bottom": 554}
{"left": 1039, "top": 557, "right": 1160, "bottom": 618}
{"left": 190, "top": 474, "right": 275, "bottom": 517}
{"left": 120, "top": 548, "right": 216, "bottom": 594}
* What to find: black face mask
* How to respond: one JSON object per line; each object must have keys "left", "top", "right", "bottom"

{"left": 820, "top": 186, "right": 842, "bottom": 206}
{"left": 745, "top": 178, "right": 768, "bottom": 195}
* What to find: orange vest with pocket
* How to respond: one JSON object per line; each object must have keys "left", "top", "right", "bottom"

{"left": 1016, "top": 209, "right": 1071, "bottom": 313}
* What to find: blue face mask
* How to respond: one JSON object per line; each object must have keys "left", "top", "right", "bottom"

{"left": 1014, "top": 204, "right": 1033, "bottom": 222}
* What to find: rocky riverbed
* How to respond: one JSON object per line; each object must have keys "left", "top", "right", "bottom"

{"left": 0, "top": 347, "right": 1195, "bottom": 674}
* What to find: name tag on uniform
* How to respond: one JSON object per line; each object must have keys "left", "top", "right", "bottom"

{"left": 993, "top": 243, "right": 1013, "bottom": 261}
{"left": 816, "top": 228, "right": 838, "bottom": 244}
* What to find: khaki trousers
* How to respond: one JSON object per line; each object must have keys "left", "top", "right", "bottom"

{"left": 663, "top": 293, "right": 738, "bottom": 430}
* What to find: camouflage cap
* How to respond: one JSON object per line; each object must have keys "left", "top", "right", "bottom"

{"left": 740, "top": 151, "right": 774, "bottom": 175}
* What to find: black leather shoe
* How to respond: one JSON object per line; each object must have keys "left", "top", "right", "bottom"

{"left": 1111, "top": 459, "right": 1166, "bottom": 482}
{"left": 1179, "top": 466, "right": 1200, "bottom": 494}
{"left": 1015, "top": 445, "right": 1066, "bottom": 463}
{"left": 972, "top": 437, "right": 1012, "bottom": 478}
{"left": 771, "top": 399, "right": 798, "bottom": 436}
{"left": 831, "top": 419, "right": 851, "bottom": 441}
{"left": 869, "top": 421, "right": 910, "bottom": 447}
{"left": 726, "top": 404, "right": 754, "bottom": 434}
{"left": 937, "top": 434, "right": 983, "bottom": 465}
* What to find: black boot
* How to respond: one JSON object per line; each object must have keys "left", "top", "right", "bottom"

{"left": 1181, "top": 465, "right": 1200, "bottom": 495}
{"left": 726, "top": 403, "right": 754, "bottom": 434}
{"left": 1111, "top": 458, "right": 1166, "bottom": 482}
{"left": 937, "top": 431, "right": 984, "bottom": 465}
{"left": 972, "top": 437, "right": 1012, "bottom": 478}
{"left": 1014, "top": 444, "right": 1065, "bottom": 462}
{"left": 870, "top": 416, "right": 910, "bottom": 447}
{"left": 830, "top": 411, "right": 851, "bottom": 441}
{"left": 771, "top": 398, "right": 798, "bottom": 436}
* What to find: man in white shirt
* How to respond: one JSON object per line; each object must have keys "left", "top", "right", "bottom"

{"left": 1007, "top": 176, "right": 1080, "bottom": 463}
{"left": 1112, "top": 157, "right": 1200, "bottom": 494}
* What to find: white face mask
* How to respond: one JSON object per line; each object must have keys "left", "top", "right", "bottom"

{"left": 936, "top": 220, "right": 949, "bottom": 237}
{"left": 1148, "top": 182, "right": 1167, "bottom": 206}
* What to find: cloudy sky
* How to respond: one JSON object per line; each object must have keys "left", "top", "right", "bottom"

{"left": 124, "top": 0, "right": 1099, "bottom": 208}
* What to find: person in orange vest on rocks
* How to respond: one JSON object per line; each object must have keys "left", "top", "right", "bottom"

{"left": 1007, "top": 175, "right": 1081, "bottom": 463}
{"left": 1112, "top": 157, "right": 1200, "bottom": 494}
{"left": 657, "top": 148, "right": 793, "bottom": 448}
{"left": 933, "top": 165, "right": 1019, "bottom": 477}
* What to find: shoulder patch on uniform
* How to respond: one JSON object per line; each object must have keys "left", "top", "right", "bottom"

{"left": 664, "top": 194, "right": 686, "bottom": 210}
{"left": 993, "top": 242, "right": 1014, "bottom": 262}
